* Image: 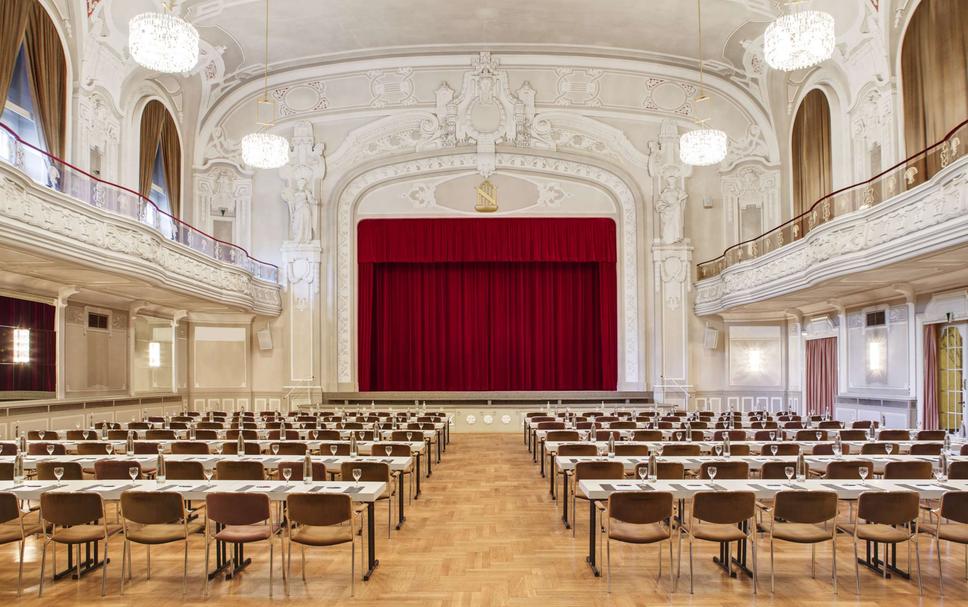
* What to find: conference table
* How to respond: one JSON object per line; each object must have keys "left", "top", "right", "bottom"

{"left": 0, "top": 478, "right": 387, "bottom": 581}
{"left": 577, "top": 478, "right": 968, "bottom": 579}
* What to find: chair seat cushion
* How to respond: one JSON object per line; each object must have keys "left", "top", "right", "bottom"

{"left": 854, "top": 523, "right": 912, "bottom": 543}
{"left": 608, "top": 520, "right": 670, "bottom": 544}
{"left": 0, "top": 522, "right": 40, "bottom": 544}
{"left": 52, "top": 523, "right": 121, "bottom": 544}
{"left": 921, "top": 523, "right": 968, "bottom": 544}
{"left": 692, "top": 523, "right": 747, "bottom": 543}
{"left": 290, "top": 524, "right": 353, "bottom": 547}
{"left": 772, "top": 522, "right": 832, "bottom": 544}
{"left": 126, "top": 522, "right": 204, "bottom": 545}
{"left": 214, "top": 523, "right": 279, "bottom": 543}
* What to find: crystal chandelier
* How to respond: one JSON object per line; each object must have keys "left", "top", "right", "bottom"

{"left": 679, "top": 0, "right": 728, "bottom": 166}
{"left": 240, "top": 0, "right": 289, "bottom": 170}
{"left": 128, "top": 7, "right": 199, "bottom": 74}
{"left": 764, "top": 6, "right": 835, "bottom": 71}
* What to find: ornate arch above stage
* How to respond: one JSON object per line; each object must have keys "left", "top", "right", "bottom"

{"left": 334, "top": 151, "right": 642, "bottom": 388}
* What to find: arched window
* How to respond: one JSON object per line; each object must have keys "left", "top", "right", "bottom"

{"left": 138, "top": 100, "right": 181, "bottom": 217}
{"left": 0, "top": 1, "right": 67, "bottom": 160}
{"left": 791, "top": 89, "right": 832, "bottom": 218}
{"left": 901, "top": 0, "right": 968, "bottom": 184}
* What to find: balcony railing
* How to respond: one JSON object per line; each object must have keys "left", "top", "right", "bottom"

{"left": 0, "top": 122, "right": 279, "bottom": 283}
{"left": 697, "top": 119, "right": 968, "bottom": 280}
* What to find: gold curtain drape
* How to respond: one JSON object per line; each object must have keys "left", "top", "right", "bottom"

{"left": 159, "top": 118, "right": 181, "bottom": 218}
{"left": 138, "top": 100, "right": 166, "bottom": 200}
{"left": 901, "top": 0, "right": 968, "bottom": 184}
{"left": 791, "top": 89, "right": 832, "bottom": 218}
{"left": 0, "top": 0, "right": 31, "bottom": 113}
{"left": 23, "top": 2, "right": 67, "bottom": 159}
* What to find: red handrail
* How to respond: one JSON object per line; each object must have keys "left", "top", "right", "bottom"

{"left": 697, "top": 116, "right": 968, "bottom": 271}
{"left": 0, "top": 121, "right": 279, "bottom": 276}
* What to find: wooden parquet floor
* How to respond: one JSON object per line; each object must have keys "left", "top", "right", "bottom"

{"left": 5, "top": 433, "right": 968, "bottom": 606}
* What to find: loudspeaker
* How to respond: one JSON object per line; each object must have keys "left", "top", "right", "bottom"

{"left": 703, "top": 325, "right": 720, "bottom": 350}
{"left": 256, "top": 328, "right": 273, "bottom": 351}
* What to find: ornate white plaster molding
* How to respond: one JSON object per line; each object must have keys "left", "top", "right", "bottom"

{"left": 695, "top": 158, "right": 968, "bottom": 316}
{"left": 0, "top": 164, "right": 281, "bottom": 316}
{"left": 335, "top": 152, "right": 641, "bottom": 386}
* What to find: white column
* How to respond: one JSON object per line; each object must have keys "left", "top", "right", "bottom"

{"left": 54, "top": 286, "right": 78, "bottom": 399}
{"left": 652, "top": 243, "right": 693, "bottom": 407}
{"left": 283, "top": 242, "right": 321, "bottom": 408}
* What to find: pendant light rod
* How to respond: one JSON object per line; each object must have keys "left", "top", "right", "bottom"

{"left": 262, "top": 0, "right": 270, "bottom": 102}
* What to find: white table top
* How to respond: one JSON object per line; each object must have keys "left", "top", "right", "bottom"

{"left": 578, "top": 478, "right": 968, "bottom": 500}
{"left": 21, "top": 454, "right": 414, "bottom": 472}
{"left": 556, "top": 454, "right": 964, "bottom": 474}
{"left": 544, "top": 439, "right": 961, "bottom": 455}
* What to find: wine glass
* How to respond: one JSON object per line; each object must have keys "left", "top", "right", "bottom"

{"left": 271, "top": 444, "right": 280, "bottom": 455}
{"left": 714, "top": 445, "right": 723, "bottom": 458}
{"left": 358, "top": 431, "right": 365, "bottom": 441}
{"left": 216, "top": 444, "right": 224, "bottom": 456}
{"left": 707, "top": 466, "right": 718, "bottom": 482}
{"left": 675, "top": 431, "right": 683, "bottom": 441}
{"left": 46, "top": 444, "right": 54, "bottom": 456}
{"left": 53, "top": 466, "right": 64, "bottom": 481}
{"left": 638, "top": 465, "right": 648, "bottom": 481}
{"left": 406, "top": 432, "right": 413, "bottom": 442}
{"left": 157, "top": 443, "right": 164, "bottom": 454}
{"left": 128, "top": 466, "right": 139, "bottom": 481}
{"left": 885, "top": 443, "right": 894, "bottom": 455}
{"left": 935, "top": 467, "right": 948, "bottom": 483}
{"left": 203, "top": 467, "right": 214, "bottom": 482}
{"left": 859, "top": 466, "right": 869, "bottom": 482}
{"left": 282, "top": 467, "right": 292, "bottom": 485}
{"left": 106, "top": 444, "right": 114, "bottom": 456}
{"left": 784, "top": 466, "right": 795, "bottom": 480}
{"left": 769, "top": 431, "right": 776, "bottom": 442}
{"left": 330, "top": 444, "right": 338, "bottom": 456}
{"left": 385, "top": 445, "right": 393, "bottom": 457}
{"left": 656, "top": 444, "right": 664, "bottom": 457}
{"left": 770, "top": 444, "right": 778, "bottom": 457}
{"left": 311, "top": 430, "right": 318, "bottom": 441}
{"left": 832, "top": 444, "right": 842, "bottom": 458}
{"left": 38, "top": 431, "right": 45, "bottom": 441}
{"left": 352, "top": 468, "right": 362, "bottom": 486}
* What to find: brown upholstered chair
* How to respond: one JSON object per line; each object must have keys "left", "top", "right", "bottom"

{"left": 203, "top": 492, "right": 283, "bottom": 597}
{"left": 949, "top": 461, "right": 968, "bottom": 479}
{"left": 698, "top": 461, "right": 749, "bottom": 480}
{"left": 0, "top": 492, "right": 41, "bottom": 595}
{"left": 713, "top": 430, "right": 748, "bottom": 442}
{"left": 128, "top": 423, "right": 150, "bottom": 430}
{"left": 851, "top": 420, "right": 877, "bottom": 429}
{"left": 825, "top": 460, "right": 875, "bottom": 480}
{"left": 225, "top": 429, "right": 258, "bottom": 440}
{"left": 77, "top": 442, "right": 114, "bottom": 456}
{"left": 753, "top": 430, "right": 779, "bottom": 441}
{"left": 38, "top": 492, "right": 121, "bottom": 596}
{"left": 95, "top": 460, "right": 143, "bottom": 480}
{"left": 614, "top": 444, "right": 650, "bottom": 457}
{"left": 171, "top": 442, "right": 210, "bottom": 455}
{"left": 728, "top": 444, "right": 752, "bottom": 456}
{"left": 216, "top": 460, "right": 264, "bottom": 481}
{"left": 108, "top": 430, "right": 129, "bottom": 440}
{"left": 319, "top": 442, "right": 351, "bottom": 456}
{"left": 633, "top": 461, "right": 687, "bottom": 480}
{"left": 883, "top": 461, "right": 933, "bottom": 480}
{"left": 860, "top": 442, "right": 899, "bottom": 455}
{"left": 546, "top": 431, "right": 580, "bottom": 442}
{"left": 27, "top": 431, "right": 58, "bottom": 440}
{"left": 220, "top": 442, "right": 262, "bottom": 455}
{"left": 760, "top": 461, "right": 795, "bottom": 480}
{"left": 28, "top": 443, "right": 65, "bottom": 456}
{"left": 812, "top": 443, "right": 850, "bottom": 455}
{"left": 0, "top": 462, "right": 12, "bottom": 480}
{"left": 133, "top": 442, "right": 163, "bottom": 455}
{"left": 196, "top": 422, "right": 223, "bottom": 430}
{"left": 348, "top": 430, "right": 377, "bottom": 442}
{"left": 194, "top": 429, "right": 218, "bottom": 440}
{"left": 795, "top": 430, "right": 828, "bottom": 442}
{"left": 145, "top": 430, "right": 176, "bottom": 441}
{"left": 909, "top": 443, "right": 943, "bottom": 456}
{"left": 631, "top": 430, "right": 663, "bottom": 441}
{"left": 119, "top": 491, "right": 204, "bottom": 594}
{"left": 339, "top": 462, "right": 395, "bottom": 538}
{"left": 922, "top": 491, "right": 968, "bottom": 595}
{"left": 285, "top": 492, "right": 359, "bottom": 595}
{"left": 659, "top": 444, "right": 701, "bottom": 457}
{"left": 277, "top": 461, "right": 327, "bottom": 482}
{"left": 312, "top": 430, "right": 341, "bottom": 441}
{"left": 604, "top": 491, "right": 677, "bottom": 592}
{"left": 572, "top": 461, "right": 625, "bottom": 538}
{"left": 842, "top": 491, "right": 922, "bottom": 594}
{"left": 66, "top": 430, "right": 99, "bottom": 441}
{"left": 267, "top": 430, "right": 300, "bottom": 441}
{"left": 36, "top": 461, "right": 82, "bottom": 481}
{"left": 165, "top": 461, "right": 206, "bottom": 480}
{"left": 878, "top": 430, "right": 911, "bottom": 441}
{"left": 818, "top": 421, "right": 843, "bottom": 429}
{"left": 685, "top": 491, "right": 758, "bottom": 593}
{"left": 760, "top": 443, "right": 800, "bottom": 456}
{"left": 767, "top": 491, "right": 838, "bottom": 593}
{"left": 557, "top": 444, "right": 598, "bottom": 457}
{"left": 916, "top": 430, "right": 946, "bottom": 441}
{"left": 270, "top": 442, "right": 307, "bottom": 456}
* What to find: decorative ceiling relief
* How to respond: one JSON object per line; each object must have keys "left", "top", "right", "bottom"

{"left": 554, "top": 68, "right": 604, "bottom": 106}
{"left": 719, "top": 124, "right": 772, "bottom": 172}
{"left": 195, "top": 166, "right": 253, "bottom": 250}
{"left": 271, "top": 81, "right": 328, "bottom": 117}
{"left": 367, "top": 68, "right": 417, "bottom": 107}
{"left": 721, "top": 164, "right": 779, "bottom": 243}
{"left": 202, "top": 127, "right": 247, "bottom": 173}
{"left": 642, "top": 78, "right": 696, "bottom": 117}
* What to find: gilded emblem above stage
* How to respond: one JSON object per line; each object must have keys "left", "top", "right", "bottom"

{"left": 475, "top": 179, "right": 498, "bottom": 212}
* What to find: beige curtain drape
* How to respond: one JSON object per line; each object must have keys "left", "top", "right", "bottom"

{"left": 791, "top": 89, "right": 832, "bottom": 218}
{"left": 901, "top": 0, "right": 968, "bottom": 184}
{"left": 0, "top": 0, "right": 31, "bottom": 113}
{"left": 23, "top": 2, "right": 67, "bottom": 159}
{"left": 138, "top": 100, "right": 166, "bottom": 200}
{"left": 159, "top": 118, "right": 181, "bottom": 217}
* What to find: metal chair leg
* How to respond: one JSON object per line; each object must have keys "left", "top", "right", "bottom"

{"left": 350, "top": 537, "right": 355, "bottom": 597}
{"left": 915, "top": 535, "right": 923, "bottom": 596}
{"left": 937, "top": 534, "right": 944, "bottom": 596}
{"left": 147, "top": 544, "right": 151, "bottom": 580}
{"left": 853, "top": 537, "right": 860, "bottom": 594}
{"left": 203, "top": 528, "right": 210, "bottom": 597}
{"left": 832, "top": 532, "right": 838, "bottom": 594}
{"left": 75, "top": 544, "right": 81, "bottom": 591}
{"left": 182, "top": 539, "right": 188, "bottom": 596}
{"left": 17, "top": 538, "right": 25, "bottom": 597}
{"left": 750, "top": 522, "right": 758, "bottom": 594}
{"left": 688, "top": 534, "right": 694, "bottom": 594}
{"left": 121, "top": 540, "right": 128, "bottom": 594}
{"left": 38, "top": 538, "right": 48, "bottom": 597}
{"left": 302, "top": 545, "right": 307, "bottom": 583}
{"left": 606, "top": 536, "right": 611, "bottom": 593}
{"left": 269, "top": 538, "right": 274, "bottom": 598}
{"left": 770, "top": 537, "right": 775, "bottom": 593}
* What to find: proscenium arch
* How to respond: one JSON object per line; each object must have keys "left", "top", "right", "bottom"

{"left": 331, "top": 150, "right": 644, "bottom": 390}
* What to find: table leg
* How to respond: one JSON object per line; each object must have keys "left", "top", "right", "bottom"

{"left": 561, "top": 470, "right": 570, "bottom": 529}
{"left": 54, "top": 541, "right": 107, "bottom": 580}
{"left": 586, "top": 499, "right": 600, "bottom": 576}
{"left": 549, "top": 454, "right": 556, "bottom": 499}
{"left": 540, "top": 442, "right": 546, "bottom": 477}
{"left": 364, "top": 502, "right": 379, "bottom": 581}
{"left": 426, "top": 439, "right": 433, "bottom": 476}
{"left": 396, "top": 473, "right": 406, "bottom": 530}
{"left": 415, "top": 454, "right": 422, "bottom": 498}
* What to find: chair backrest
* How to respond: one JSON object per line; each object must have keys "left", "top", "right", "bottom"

{"left": 574, "top": 461, "right": 624, "bottom": 482}
{"left": 773, "top": 490, "right": 838, "bottom": 524}
{"left": 660, "top": 444, "right": 701, "bottom": 457}
{"left": 878, "top": 430, "right": 910, "bottom": 441}
{"left": 197, "top": 422, "right": 224, "bottom": 429}
{"left": 883, "top": 460, "right": 933, "bottom": 479}
{"left": 761, "top": 461, "right": 797, "bottom": 480}
{"left": 121, "top": 491, "right": 183, "bottom": 525}
{"left": 108, "top": 430, "right": 129, "bottom": 440}
{"left": 95, "top": 459, "right": 142, "bottom": 479}
{"left": 557, "top": 444, "right": 599, "bottom": 457}
{"left": 66, "top": 430, "right": 97, "bottom": 440}
{"left": 949, "top": 460, "right": 968, "bottom": 479}
{"left": 916, "top": 430, "right": 947, "bottom": 441}
{"left": 128, "top": 422, "right": 150, "bottom": 430}
{"left": 226, "top": 429, "right": 258, "bottom": 440}
{"left": 339, "top": 461, "right": 390, "bottom": 483}
{"left": 195, "top": 429, "right": 219, "bottom": 439}
{"left": 221, "top": 442, "right": 262, "bottom": 455}
{"left": 0, "top": 492, "right": 20, "bottom": 523}
{"left": 713, "top": 430, "right": 747, "bottom": 441}
{"left": 372, "top": 443, "right": 411, "bottom": 457}
{"left": 631, "top": 430, "right": 663, "bottom": 441}
{"left": 753, "top": 430, "right": 777, "bottom": 441}
{"left": 812, "top": 443, "right": 851, "bottom": 455}
{"left": 349, "top": 431, "right": 377, "bottom": 441}
{"left": 595, "top": 430, "right": 624, "bottom": 442}
{"left": 319, "top": 442, "right": 351, "bottom": 455}
{"left": 146, "top": 430, "right": 176, "bottom": 440}
{"left": 851, "top": 420, "right": 877, "bottom": 429}
{"left": 783, "top": 422, "right": 804, "bottom": 429}
{"left": 28, "top": 431, "right": 59, "bottom": 440}
{"left": 277, "top": 461, "right": 327, "bottom": 482}
{"left": 28, "top": 442, "right": 65, "bottom": 455}
{"left": 0, "top": 462, "right": 11, "bottom": 480}
{"left": 795, "top": 430, "right": 828, "bottom": 441}
{"left": 608, "top": 491, "right": 673, "bottom": 525}
{"left": 206, "top": 492, "right": 270, "bottom": 526}
{"left": 270, "top": 442, "right": 307, "bottom": 455}
{"left": 825, "top": 460, "right": 875, "bottom": 480}
{"left": 909, "top": 443, "right": 943, "bottom": 456}
{"left": 216, "top": 460, "right": 265, "bottom": 480}
{"left": 656, "top": 462, "right": 685, "bottom": 480}
{"left": 313, "top": 430, "right": 341, "bottom": 441}
{"left": 760, "top": 443, "right": 800, "bottom": 456}
{"left": 609, "top": 421, "right": 636, "bottom": 429}
{"left": 860, "top": 442, "right": 899, "bottom": 455}
{"left": 77, "top": 442, "right": 113, "bottom": 455}
{"left": 858, "top": 491, "right": 919, "bottom": 525}
{"left": 171, "top": 441, "right": 210, "bottom": 454}
{"left": 36, "top": 461, "right": 82, "bottom": 480}
{"left": 41, "top": 492, "right": 104, "bottom": 527}
{"left": 699, "top": 461, "right": 749, "bottom": 480}
{"left": 692, "top": 491, "right": 755, "bottom": 525}
{"left": 165, "top": 460, "right": 206, "bottom": 480}
{"left": 546, "top": 431, "right": 580, "bottom": 442}
{"left": 839, "top": 430, "right": 868, "bottom": 441}
{"left": 728, "top": 444, "right": 751, "bottom": 456}
{"left": 267, "top": 430, "right": 300, "bottom": 440}
{"left": 940, "top": 491, "right": 968, "bottom": 524}
{"left": 287, "top": 492, "right": 351, "bottom": 527}
{"left": 133, "top": 441, "right": 162, "bottom": 455}
{"left": 169, "top": 422, "right": 189, "bottom": 430}
{"left": 614, "top": 444, "right": 650, "bottom": 456}
{"left": 818, "top": 421, "right": 843, "bottom": 429}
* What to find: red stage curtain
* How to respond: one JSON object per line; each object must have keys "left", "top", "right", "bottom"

{"left": 805, "top": 337, "right": 837, "bottom": 417}
{"left": 358, "top": 218, "right": 617, "bottom": 391}
{"left": 0, "top": 295, "right": 56, "bottom": 393}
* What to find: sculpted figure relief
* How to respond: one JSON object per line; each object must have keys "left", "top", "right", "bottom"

{"left": 282, "top": 177, "right": 315, "bottom": 243}
{"left": 656, "top": 175, "right": 687, "bottom": 244}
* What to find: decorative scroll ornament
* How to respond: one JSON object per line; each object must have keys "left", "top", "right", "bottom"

{"left": 475, "top": 179, "right": 498, "bottom": 213}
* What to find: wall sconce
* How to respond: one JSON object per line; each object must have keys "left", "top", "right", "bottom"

{"left": 747, "top": 348, "right": 763, "bottom": 373}
{"left": 867, "top": 339, "right": 885, "bottom": 374}
{"left": 12, "top": 329, "right": 29, "bottom": 363}
{"left": 148, "top": 341, "right": 161, "bottom": 368}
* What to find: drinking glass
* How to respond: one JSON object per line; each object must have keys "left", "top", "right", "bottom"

{"left": 282, "top": 468, "right": 292, "bottom": 484}
{"left": 46, "top": 444, "right": 54, "bottom": 456}
{"left": 352, "top": 468, "right": 362, "bottom": 485}
{"left": 311, "top": 430, "right": 318, "bottom": 441}
{"left": 675, "top": 431, "right": 683, "bottom": 441}
{"left": 859, "top": 466, "right": 869, "bottom": 482}
{"left": 272, "top": 444, "right": 280, "bottom": 455}
{"left": 656, "top": 444, "right": 664, "bottom": 456}
{"left": 157, "top": 443, "right": 164, "bottom": 453}
{"left": 128, "top": 467, "right": 139, "bottom": 481}
{"left": 385, "top": 445, "right": 392, "bottom": 457}
{"left": 816, "top": 432, "right": 822, "bottom": 441}
{"left": 769, "top": 431, "right": 776, "bottom": 442}
{"left": 53, "top": 467, "right": 64, "bottom": 481}
{"left": 935, "top": 468, "right": 948, "bottom": 483}
{"left": 784, "top": 466, "right": 795, "bottom": 480}
{"left": 407, "top": 432, "right": 413, "bottom": 442}
{"left": 707, "top": 466, "right": 718, "bottom": 482}
{"left": 330, "top": 444, "right": 338, "bottom": 456}
{"left": 832, "top": 444, "right": 842, "bottom": 458}
{"left": 638, "top": 466, "right": 648, "bottom": 481}
{"left": 885, "top": 443, "right": 894, "bottom": 455}
{"left": 770, "top": 444, "right": 778, "bottom": 457}
{"left": 38, "top": 431, "right": 45, "bottom": 441}
{"left": 714, "top": 445, "right": 723, "bottom": 457}
{"left": 203, "top": 468, "right": 214, "bottom": 481}
{"left": 216, "top": 445, "right": 224, "bottom": 455}
{"left": 358, "top": 431, "right": 365, "bottom": 441}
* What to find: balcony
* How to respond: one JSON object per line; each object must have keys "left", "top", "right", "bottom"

{"left": 695, "top": 120, "right": 968, "bottom": 316}
{"left": 0, "top": 124, "right": 282, "bottom": 316}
